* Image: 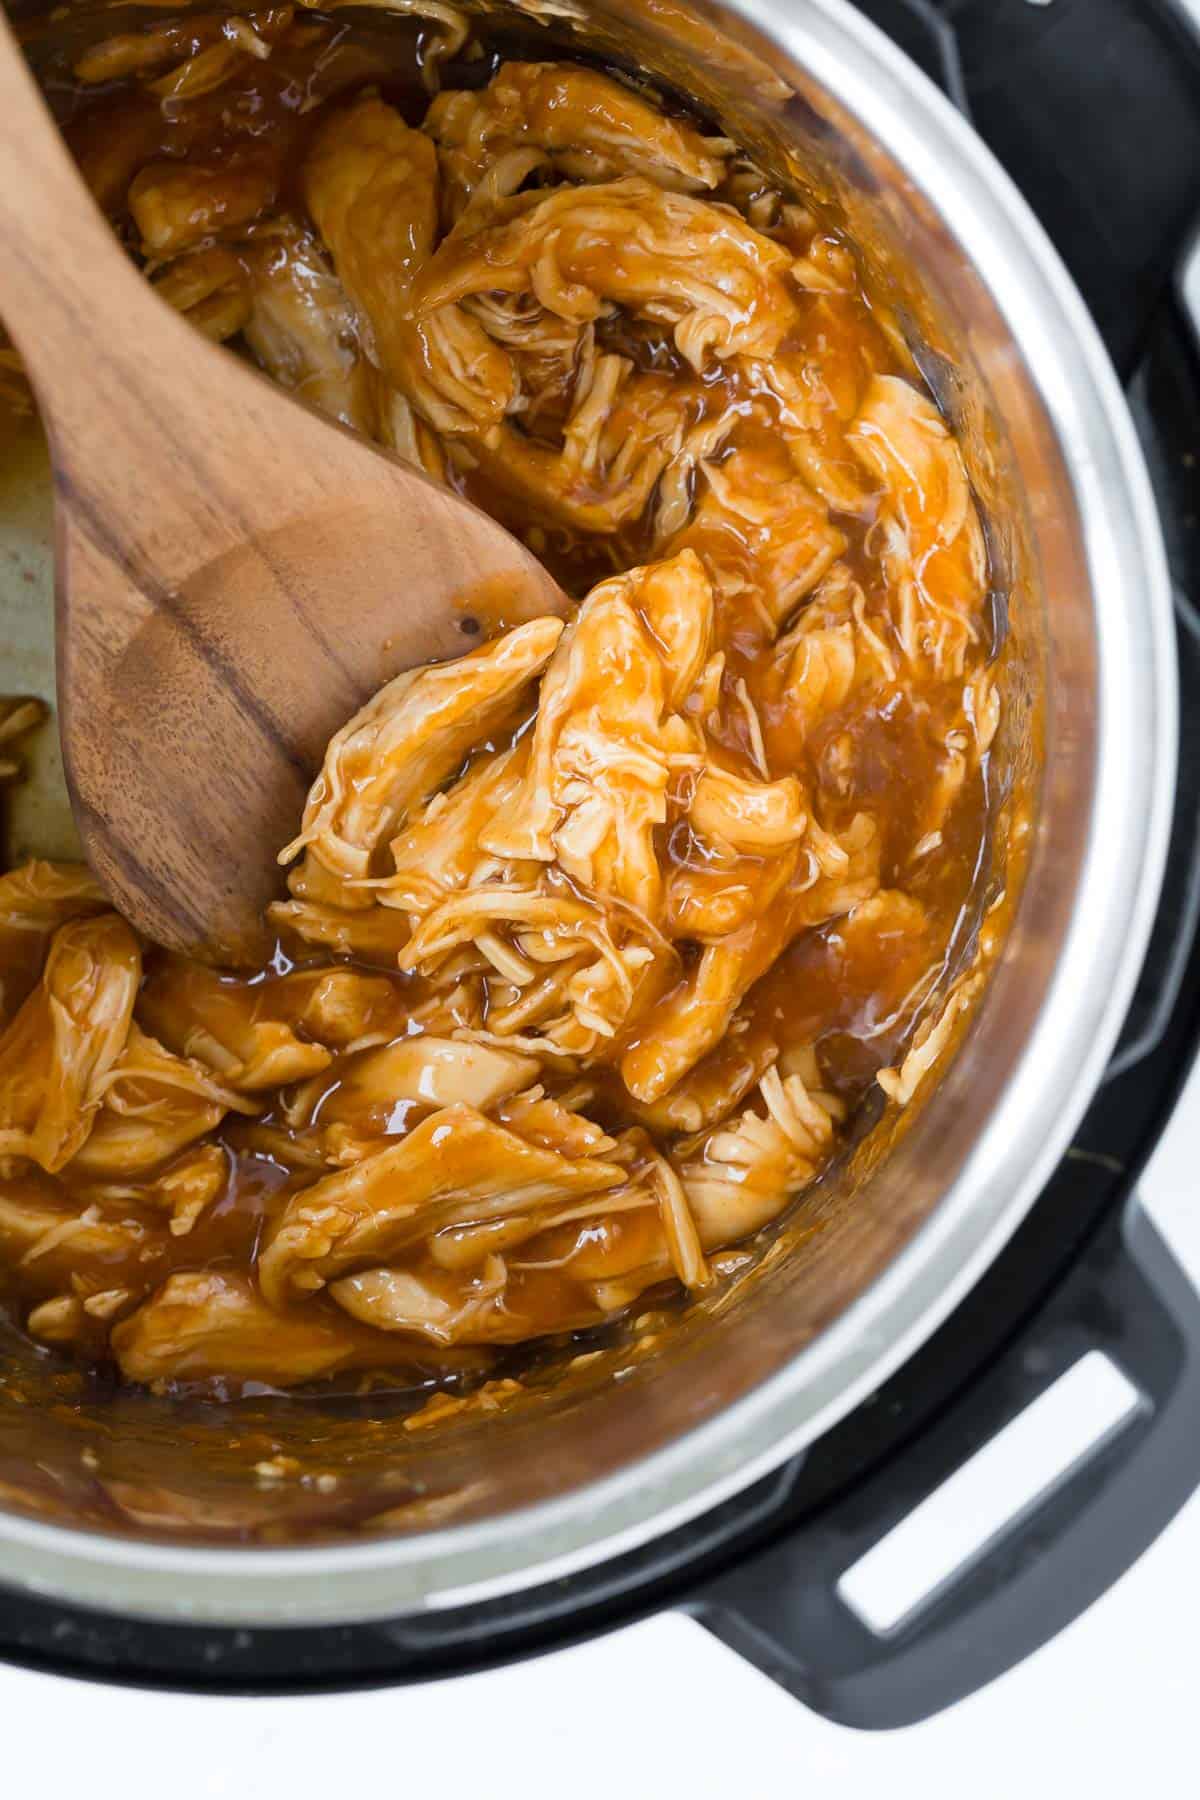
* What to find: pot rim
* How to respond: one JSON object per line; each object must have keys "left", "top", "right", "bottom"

{"left": 0, "top": 0, "right": 1177, "bottom": 1625}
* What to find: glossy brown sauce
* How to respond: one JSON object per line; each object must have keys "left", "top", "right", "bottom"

{"left": 0, "top": 6, "right": 1000, "bottom": 1397}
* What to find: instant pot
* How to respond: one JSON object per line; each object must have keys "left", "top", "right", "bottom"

{"left": 0, "top": 0, "right": 1196, "bottom": 1726}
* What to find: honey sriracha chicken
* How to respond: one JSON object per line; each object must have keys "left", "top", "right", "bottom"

{"left": 0, "top": 12, "right": 999, "bottom": 1395}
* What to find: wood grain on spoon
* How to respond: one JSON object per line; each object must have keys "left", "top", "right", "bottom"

{"left": 0, "top": 15, "right": 567, "bottom": 964}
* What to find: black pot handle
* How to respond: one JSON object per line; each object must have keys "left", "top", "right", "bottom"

{"left": 691, "top": 1199, "right": 1200, "bottom": 1728}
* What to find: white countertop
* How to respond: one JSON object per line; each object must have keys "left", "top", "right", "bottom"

{"left": 2, "top": 1057, "right": 1198, "bottom": 1798}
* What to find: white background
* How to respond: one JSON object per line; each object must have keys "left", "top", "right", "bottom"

{"left": 0, "top": 1055, "right": 1195, "bottom": 1795}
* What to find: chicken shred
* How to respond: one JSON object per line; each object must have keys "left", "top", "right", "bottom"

{"left": 258, "top": 1100, "right": 627, "bottom": 1306}
{"left": 0, "top": 916, "right": 141, "bottom": 1173}
{"left": 278, "top": 615, "right": 562, "bottom": 883}
{"left": 426, "top": 61, "right": 729, "bottom": 220}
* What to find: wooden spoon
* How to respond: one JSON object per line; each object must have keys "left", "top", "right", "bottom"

{"left": 0, "top": 17, "right": 567, "bottom": 964}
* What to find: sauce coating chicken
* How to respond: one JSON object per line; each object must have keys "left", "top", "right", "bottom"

{"left": 0, "top": 10, "right": 1000, "bottom": 1395}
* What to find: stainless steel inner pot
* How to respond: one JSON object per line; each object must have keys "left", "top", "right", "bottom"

{"left": 0, "top": 0, "right": 1176, "bottom": 1623}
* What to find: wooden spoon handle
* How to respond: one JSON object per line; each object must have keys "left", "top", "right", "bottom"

{"left": 0, "top": 13, "right": 185, "bottom": 444}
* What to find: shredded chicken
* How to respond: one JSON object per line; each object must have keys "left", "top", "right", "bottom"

{"left": 672, "top": 443, "right": 846, "bottom": 635}
{"left": 302, "top": 95, "right": 444, "bottom": 394}
{"left": 0, "top": 916, "right": 141, "bottom": 1173}
{"left": 397, "top": 174, "right": 800, "bottom": 530}
{"left": 239, "top": 223, "right": 376, "bottom": 430}
{"left": 259, "top": 1099, "right": 626, "bottom": 1304}
{"left": 481, "top": 550, "right": 709, "bottom": 916}
{"left": 877, "top": 976, "right": 984, "bottom": 1107}
{"left": 287, "top": 1037, "right": 539, "bottom": 1162}
{"left": 848, "top": 375, "right": 986, "bottom": 678}
{"left": 295, "top": 0, "right": 470, "bottom": 91}
{"left": 130, "top": 150, "right": 281, "bottom": 256}
{"left": 112, "top": 1270, "right": 443, "bottom": 1385}
{"left": 152, "top": 246, "right": 252, "bottom": 343}
{"left": 678, "top": 1066, "right": 838, "bottom": 1244}
{"left": 0, "top": 1170, "right": 151, "bottom": 1268}
{"left": 68, "top": 1025, "right": 257, "bottom": 1179}
{"left": 624, "top": 812, "right": 880, "bottom": 1101}
{"left": 83, "top": 1143, "right": 231, "bottom": 1238}
{"left": 0, "top": 697, "right": 47, "bottom": 786}
{"left": 0, "top": 862, "right": 109, "bottom": 987}
{"left": 426, "top": 62, "right": 729, "bottom": 219}
{"left": 278, "top": 615, "right": 561, "bottom": 883}
{"left": 138, "top": 957, "right": 334, "bottom": 1091}
{"left": 0, "top": 27, "right": 1001, "bottom": 1393}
